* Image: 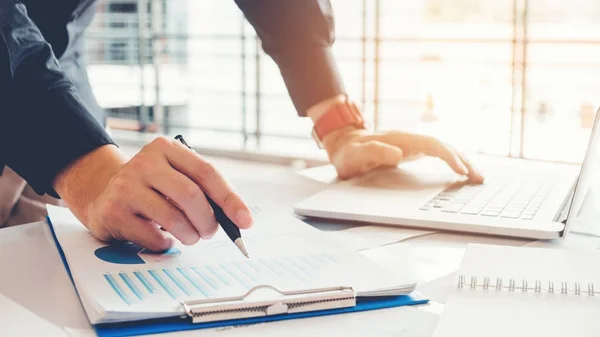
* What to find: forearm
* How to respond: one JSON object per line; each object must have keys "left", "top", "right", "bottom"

{"left": 235, "top": 0, "right": 346, "bottom": 115}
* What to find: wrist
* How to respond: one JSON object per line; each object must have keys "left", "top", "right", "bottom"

{"left": 306, "top": 95, "right": 348, "bottom": 124}
{"left": 306, "top": 95, "right": 366, "bottom": 152}
{"left": 53, "top": 144, "right": 127, "bottom": 225}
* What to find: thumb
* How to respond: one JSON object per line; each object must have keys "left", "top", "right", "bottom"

{"left": 347, "top": 140, "right": 404, "bottom": 177}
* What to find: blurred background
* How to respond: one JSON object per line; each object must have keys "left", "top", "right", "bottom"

{"left": 84, "top": 0, "right": 600, "bottom": 165}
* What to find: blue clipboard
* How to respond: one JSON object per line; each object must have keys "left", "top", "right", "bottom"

{"left": 47, "top": 217, "right": 428, "bottom": 337}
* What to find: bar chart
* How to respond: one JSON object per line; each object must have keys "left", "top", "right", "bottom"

{"left": 103, "top": 252, "right": 339, "bottom": 305}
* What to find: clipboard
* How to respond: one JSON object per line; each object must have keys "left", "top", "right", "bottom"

{"left": 47, "top": 217, "right": 428, "bottom": 337}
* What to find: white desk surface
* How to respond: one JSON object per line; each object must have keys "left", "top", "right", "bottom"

{"left": 2, "top": 157, "right": 600, "bottom": 337}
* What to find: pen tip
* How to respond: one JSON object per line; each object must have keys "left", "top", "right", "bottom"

{"left": 234, "top": 238, "right": 250, "bottom": 259}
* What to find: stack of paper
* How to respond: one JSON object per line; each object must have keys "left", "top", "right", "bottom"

{"left": 48, "top": 205, "right": 418, "bottom": 325}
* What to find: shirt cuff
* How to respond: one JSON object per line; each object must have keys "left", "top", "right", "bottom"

{"left": 5, "top": 88, "right": 115, "bottom": 198}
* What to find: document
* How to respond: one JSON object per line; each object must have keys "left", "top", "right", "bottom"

{"left": 324, "top": 225, "right": 434, "bottom": 251}
{"left": 48, "top": 205, "right": 417, "bottom": 325}
{"left": 0, "top": 293, "right": 68, "bottom": 337}
{"left": 416, "top": 272, "right": 457, "bottom": 304}
{"left": 360, "top": 239, "right": 466, "bottom": 284}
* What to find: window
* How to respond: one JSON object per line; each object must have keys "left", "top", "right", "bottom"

{"left": 109, "top": 21, "right": 127, "bottom": 28}
{"left": 108, "top": 2, "right": 137, "bottom": 13}
{"left": 108, "top": 41, "right": 127, "bottom": 61}
{"left": 84, "top": 0, "right": 600, "bottom": 163}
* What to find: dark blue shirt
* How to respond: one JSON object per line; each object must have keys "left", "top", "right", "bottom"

{"left": 0, "top": 0, "right": 346, "bottom": 197}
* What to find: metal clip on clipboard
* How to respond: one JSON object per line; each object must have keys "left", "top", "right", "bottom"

{"left": 181, "top": 285, "right": 357, "bottom": 324}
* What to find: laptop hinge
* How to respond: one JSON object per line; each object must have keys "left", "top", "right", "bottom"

{"left": 556, "top": 186, "right": 576, "bottom": 225}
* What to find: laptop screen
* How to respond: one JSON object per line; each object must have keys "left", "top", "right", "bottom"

{"left": 564, "top": 107, "right": 600, "bottom": 234}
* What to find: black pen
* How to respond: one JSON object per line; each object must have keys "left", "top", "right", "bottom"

{"left": 175, "top": 135, "right": 250, "bottom": 258}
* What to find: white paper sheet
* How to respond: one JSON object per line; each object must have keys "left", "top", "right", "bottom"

{"left": 48, "top": 205, "right": 416, "bottom": 325}
{"left": 0, "top": 222, "right": 92, "bottom": 332}
{"left": 525, "top": 231, "right": 600, "bottom": 250}
{"left": 231, "top": 177, "right": 326, "bottom": 213}
{"left": 64, "top": 327, "right": 98, "bottom": 337}
{"left": 360, "top": 232, "right": 530, "bottom": 285}
{"left": 0, "top": 293, "right": 69, "bottom": 337}
{"left": 324, "top": 225, "right": 435, "bottom": 251}
{"left": 566, "top": 212, "right": 600, "bottom": 238}
{"left": 360, "top": 241, "right": 465, "bottom": 285}
{"left": 416, "top": 272, "right": 457, "bottom": 304}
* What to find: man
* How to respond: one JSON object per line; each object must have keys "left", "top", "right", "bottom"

{"left": 0, "top": 0, "right": 483, "bottom": 250}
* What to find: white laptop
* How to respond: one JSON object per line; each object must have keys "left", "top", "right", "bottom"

{"left": 294, "top": 109, "right": 600, "bottom": 240}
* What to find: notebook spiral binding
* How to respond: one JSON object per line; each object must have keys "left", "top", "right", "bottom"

{"left": 457, "top": 275, "right": 599, "bottom": 296}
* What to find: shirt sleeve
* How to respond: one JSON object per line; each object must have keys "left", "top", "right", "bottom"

{"left": 0, "top": 1, "right": 114, "bottom": 197}
{"left": 234, "top": 0, "right": 346, "bottom": 116}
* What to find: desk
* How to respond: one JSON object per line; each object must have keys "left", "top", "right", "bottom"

{"left": 2, "top": 157, "right": 599, "bottom": 337}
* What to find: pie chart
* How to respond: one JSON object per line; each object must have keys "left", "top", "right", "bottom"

{"left": 95, "top": 242, "right": 181, "bottom": 265}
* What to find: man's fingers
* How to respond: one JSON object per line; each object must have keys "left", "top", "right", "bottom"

{"left": 432, "top": 143, "right": 469, "bottom": 176}
{"left": 165, "top": 140, "right": 253, "bottom": 229}
{"left": 376, "top": 133, "right": 476, "bottom": 178}
{"left": 455, "top": 151, "right": 485, "bottom": 183}
{"left": 129, "top": 183, "right": 203, "bottom": 245}
{"left": 144, "top": 166, "right": 219, "bottom": 239}
{"left": 428, "top": 141, "right": 484, "bottom": 182}
{"left": 119, "top": 215, "right": 175, "bottom": 252}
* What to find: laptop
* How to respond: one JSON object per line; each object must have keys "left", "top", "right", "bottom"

{"left": 294, "top": 108, "right": 600, "bottom": 240}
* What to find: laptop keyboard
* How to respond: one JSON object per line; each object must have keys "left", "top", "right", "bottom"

{"left": 420, "top": 173, "right": 558, "bottom": 220}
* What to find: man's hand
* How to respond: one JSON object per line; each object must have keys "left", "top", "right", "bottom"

{"left": 321, "top": 126, "right": 485, "bottom": 183}
{"left": 53, "top": 137, "right": 253, "bottom": 251}
{"left": 307, "top": 95, "right": 484, "bottom": 183}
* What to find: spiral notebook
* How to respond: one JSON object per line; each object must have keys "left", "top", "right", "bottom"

{"left": 433, "top": 244, "right": 600, "bottom": 337}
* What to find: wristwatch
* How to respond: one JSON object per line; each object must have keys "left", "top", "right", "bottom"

{"left": 311, "top": 100, "right": 366, "bottom": 148}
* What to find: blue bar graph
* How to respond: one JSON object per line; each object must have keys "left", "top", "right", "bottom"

{"left": 119, "top": 272, "right": 144, "bottom": 300}
{"left": 285, "top": 257, "right": 315, "bottom": 276}
{"left": 163, "top": 269, "right": 191, "bottom": 296}
{"left": 245, "top": 260, "right": 263, "bottom": 273}
{"left": 233, "top": 263, "right": 258, "bottom": 282}
{"left": 294, "top": 256, "right": 319, "bottom": 271}
{"left": 104, "top": 274, "right": 131, "bottom": 305}
{"left": 102, "top": 253, "right": 339, "bottom": 305}
{"left": 133, "top": 271, "right": 155, "bottom": 293}
{"left": 299, "top": 256, "right": 320, "bottom": 269}
{"left": 205, "top": 265, "right": 231, "bottom": 285}
{"left": 177, "top": 268, "right": 210, "bottom": 297}
{"left": 148, "top": 270, "right": 177, "bottom": 299}
{"left": 271, "top": 259, "right": 306, "bottom": 281}
{"left": 191, "top": 267, "right": 219, "bottom": 290}
{"left": 258, "top": 259, "right": 286, "bottom": 276}
{"left": 322, "top": 253, "right": 338, "bottom": 262}
{"left": 220, "top": 265, "right": 252, "bottom": 289}
{"left": 307, "top": 253, "right": 330, "bottom": 266}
